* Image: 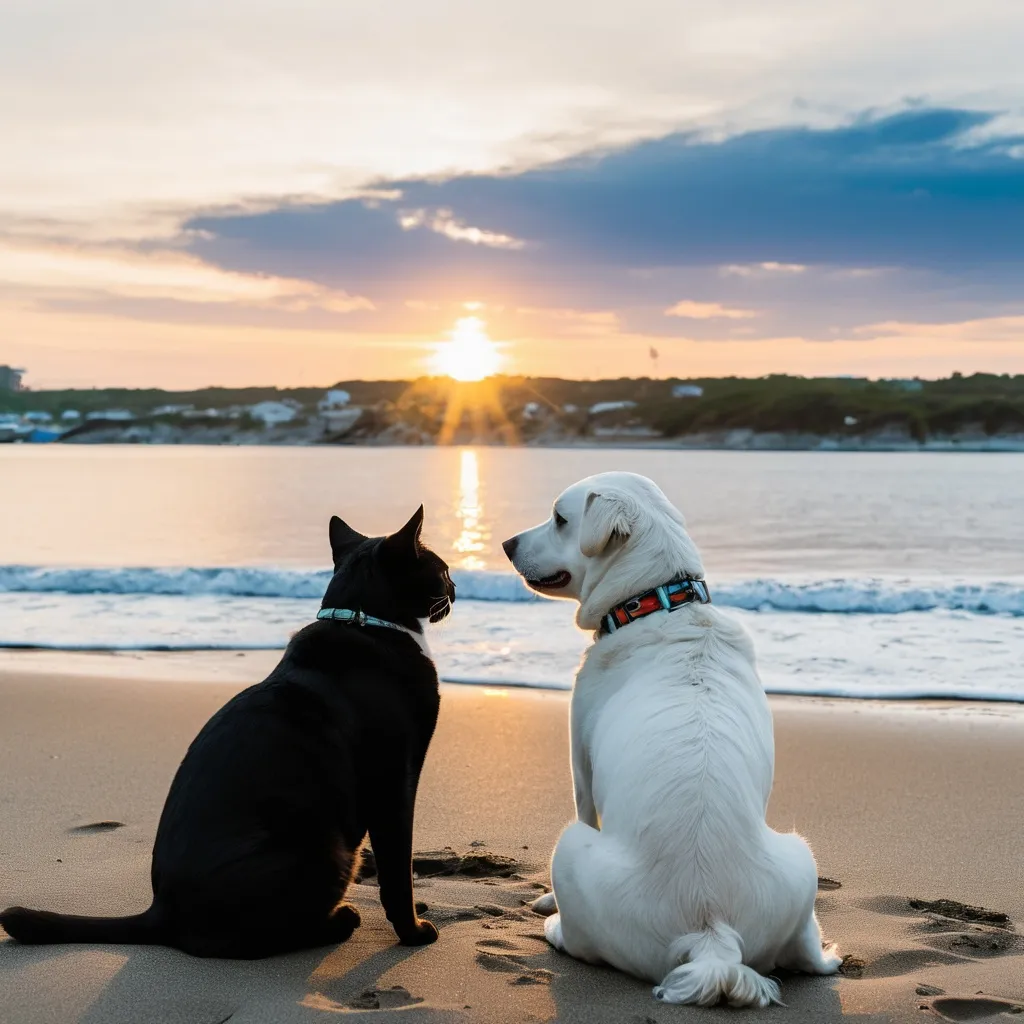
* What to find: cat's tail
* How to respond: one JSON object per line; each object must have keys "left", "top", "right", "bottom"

{"left": 1, "top": 904, "right": 164, "bottom": 946}
{"left": 653, "top": 922, "right": 782, "bottom": 1008}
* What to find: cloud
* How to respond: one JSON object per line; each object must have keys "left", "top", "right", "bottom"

{"left": 8, "top": 105, "right": 1024, "bottom": 376}
{"left": 0, "top": 240, "right": 373, "bottom": 314}
{"left": 6, "top": 0, "right": 1024, "bottom": 238}
{"left": 665, "top": 300, "right": 757, "bottom": 319}
{"left": 187, "top": 108, "right": 1024, "bottom": 288}
{"left": 515, "top": 306, "right": 621, "bottom": 335}
{"left": 854, "top": 313, "right": 1024, "bottom": 343}
{"left": 720, "top": 262, "right": 806, "bottom": 276}
{"left": 166, "top": 106, "right": 1024, "bottom": 350}
{"left": 397, "top": 208, "right": 526, "bottom": 249}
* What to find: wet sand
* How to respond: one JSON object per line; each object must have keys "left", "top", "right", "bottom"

{"left": 1, "top": 663, "right": 1023, "bottom": 1023}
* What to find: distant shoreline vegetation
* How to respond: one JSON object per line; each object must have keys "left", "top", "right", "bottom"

{"left": 2, "top": 374, "right": 1024, "bottom": 449}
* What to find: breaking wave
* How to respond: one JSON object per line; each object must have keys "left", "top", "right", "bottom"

{"left": 1, "top": 566, "right": 1023, "bottom": 616}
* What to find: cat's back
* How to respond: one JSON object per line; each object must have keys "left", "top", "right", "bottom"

{"left": 156, "top": 625, "right": 438, "bottom": 842}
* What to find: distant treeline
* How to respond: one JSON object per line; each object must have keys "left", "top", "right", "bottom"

{"left": 0, "top": 383, "right": 401, "bottom": 417}
{"left": 5, "top": 373, "right": 1024, "bottom": 440}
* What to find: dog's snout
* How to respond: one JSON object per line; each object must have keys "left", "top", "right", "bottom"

{"left": 502, "top": 536, "right": 519, "bottom": 561}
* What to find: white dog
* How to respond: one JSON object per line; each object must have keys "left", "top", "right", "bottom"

{"left": 501, "top": 472, "right": 840, "bottom": 1007}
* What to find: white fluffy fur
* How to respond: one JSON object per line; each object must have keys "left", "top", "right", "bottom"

{"left": 505, "top": 472, "right": 841, "bottom": 1007}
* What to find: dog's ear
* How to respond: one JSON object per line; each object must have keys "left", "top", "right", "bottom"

{"left": 381, "top": 504, "right": 424, "bottom": 560}
{"left": 579, "top": 489, "right": 637, "bottom": 557}
{"left": 329, "top": 515, "right": 364, "bottom": 563}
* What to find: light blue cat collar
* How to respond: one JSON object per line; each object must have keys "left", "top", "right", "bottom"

{"left": 317, "top": 608, "right": 410, "bottom": 633}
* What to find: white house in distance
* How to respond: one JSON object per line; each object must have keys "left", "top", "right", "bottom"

{"left": 319, "top": 389, "right": 351, "bottom": 411}
{"left": 672, "top": 384, "right": 704, "bottom": 398}
{"left": 86, "top": 409, "right": 134, "bottom": 421}
{"left": 588, "top": 400, "right": 637, "bottom": 415}
{"left": 249, "top": 401, "right": 298, "bottom": 427}
{"left": 318, "top": 389, "right": 362, "bottom": 434}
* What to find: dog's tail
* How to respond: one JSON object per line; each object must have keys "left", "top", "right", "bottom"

{"left": 0, "top": 904, "right": 164, "bottom": 946}
{"left": 653, "top": 922, "right": 782, "bottom": 1008}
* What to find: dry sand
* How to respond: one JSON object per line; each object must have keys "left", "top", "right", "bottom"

{"left": 1, "top": 661, "right": 1023, "bottom": 1023}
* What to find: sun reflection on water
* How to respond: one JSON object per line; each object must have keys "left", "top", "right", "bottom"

{"left": 453, "top": 448, "right": 488, "bottom": 570}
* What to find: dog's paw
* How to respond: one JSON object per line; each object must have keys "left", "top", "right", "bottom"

{"left": 818, "top": 945, "right": 844, "bottom": 975}
{"left": 543, "top": 913, "right": 566, "bottom": 952}
{"left": 530, "top": 892, "right": 557, "bottom": 916}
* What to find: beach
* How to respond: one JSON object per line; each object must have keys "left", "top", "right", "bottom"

{"left": 2, "top": 660, "right": 1023, "bottom": 1023}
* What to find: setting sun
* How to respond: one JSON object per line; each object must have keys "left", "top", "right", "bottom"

{"left": 430, "top": 316, "right": 502, "bottom": 381}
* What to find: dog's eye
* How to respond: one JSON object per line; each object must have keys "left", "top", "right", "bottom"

{"left": 554, "top": 511, "right": 567, "bottom": 527}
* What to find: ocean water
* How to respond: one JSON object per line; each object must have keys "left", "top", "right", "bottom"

{"left": 2, "top": 445, "right": 1023, "bottom": 701}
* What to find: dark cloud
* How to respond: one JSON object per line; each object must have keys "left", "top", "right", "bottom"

{"left": 182, "top": 108, "right": 1024, "bottom": 335}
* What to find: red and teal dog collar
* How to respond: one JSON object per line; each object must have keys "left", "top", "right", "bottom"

{"left": 600, "top": 579, "right": 711, "bottom": 636}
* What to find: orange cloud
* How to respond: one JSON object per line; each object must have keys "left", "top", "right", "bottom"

{"left": 665, "top": 300, "right": 757, "bottom": 320}
{"left": 0, "top": 240, "right": 372, "bottom": 313}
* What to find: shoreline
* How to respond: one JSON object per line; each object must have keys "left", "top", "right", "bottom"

{"left": 3, "top": 649, "right": 1024, "bottom": 706}
{"left": 1, "top": 666, "right": 1022, "bottom": 1022}
{"left": 26, "top": 434, "right": 1024, "bottom": 451}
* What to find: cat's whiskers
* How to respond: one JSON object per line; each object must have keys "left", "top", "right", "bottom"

{"left": 427, "top": 594, "right": 452, "bottom": 624}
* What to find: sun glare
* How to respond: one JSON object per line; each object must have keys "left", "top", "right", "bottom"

{"left": 431, "top": 316, "right": 502, "bottom": 381}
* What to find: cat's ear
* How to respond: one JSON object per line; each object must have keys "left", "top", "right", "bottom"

{"left": 329, "top": 515, "right": 364, "bottom": 563}
{"left": 382, "top": 505, "right": 424, "bottom": 560}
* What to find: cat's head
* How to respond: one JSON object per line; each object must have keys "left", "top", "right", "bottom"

{"left": 321, "top": 506, "right": 455, "bottom": 627}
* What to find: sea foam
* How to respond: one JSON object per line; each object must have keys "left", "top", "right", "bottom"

{"left": 1, "top": 565, "right": 1023, "bottom": 616}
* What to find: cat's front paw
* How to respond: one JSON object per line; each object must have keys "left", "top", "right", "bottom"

{"left": 397, "top": 919, "right": 438, "bottom": 946}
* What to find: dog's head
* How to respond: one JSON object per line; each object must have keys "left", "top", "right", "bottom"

{"left": 322, "top": 506, "right": 455, "bottom": 627}
{"left": 502, "top": 472, "right": 703, "bottom": 630}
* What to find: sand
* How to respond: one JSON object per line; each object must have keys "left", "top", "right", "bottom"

{"left": 1, "top": 660, "right": 1023, "bottom": 1023}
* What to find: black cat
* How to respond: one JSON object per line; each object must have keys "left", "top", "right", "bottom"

{"left": 0, "top": 506, "right": 454, "bottom": 958}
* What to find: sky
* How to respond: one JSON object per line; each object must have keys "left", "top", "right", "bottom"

{"left": 3, "top": 0, "right": 1024, "bottom": 388}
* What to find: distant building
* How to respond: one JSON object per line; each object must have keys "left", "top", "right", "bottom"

{"left": 23, "top": 411, "right": 53, "bottom": 423}
{"left": 0, "top": 413, "right": 25, "bottom": 441}
{"left": 522, "top": 401, "right": 542, "bottom": 420}
{"left": 60, "top": 410, "right": 82, "bottom": 422}
{"left": 319, "top": 389, "right": 351, "bottom": 410}
{"left": 588, "top": 400, "right": 637, "bottom": 415}
{"left": 0, "top": 365, "right": 25, "bottom": 391}
{"left": 318, "top": 390, "right": 361, "bottom": 433}
{"left": 671, "top": 384, "right": 704, "bottom": 399}
{"left": 884, "top": 378, "right": 924, "bottom": 392}
{"left": 249, "top": 401, "right": 297, "bottom": 427}
{"left": 86, "top": 409, "right": 134, "bottom": 421}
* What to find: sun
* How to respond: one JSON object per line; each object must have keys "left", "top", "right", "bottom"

{"left": 430, "top": 316, "right": 502, "bottom": 381}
